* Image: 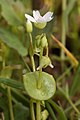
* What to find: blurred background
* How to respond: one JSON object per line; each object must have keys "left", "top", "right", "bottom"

{"left": 0, "top": 0, "right": 80, "bottom": 120}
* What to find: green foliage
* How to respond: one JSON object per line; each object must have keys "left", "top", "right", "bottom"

{"left": 23, "top": 71, "right": 56, "bottom": 100}
{"left": 67, "top": 0, "right": 77, "bottom": 15}
{"left": 48, "top": 100, "right": 67, "bottom": 120}
{"left": 0, "top": 28, "right": 27, "bottom": 56}
{"left": 0, "top": 0, "right": 22, "bottom": 26}
{"left": 14, "top": 103, "right": 29, "bottom": 120}
{"left": 0, "top": 97, "right": 9, "bottom": 120}
{"left": 0, "top": 78, "right": 24, "bottom": 90}
{"left": 70, "top": 64, "right": 80, "bottom": 96}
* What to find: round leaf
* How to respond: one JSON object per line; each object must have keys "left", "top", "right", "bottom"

{"left": 23, "top": 71, "right": 56, "bottom": 100}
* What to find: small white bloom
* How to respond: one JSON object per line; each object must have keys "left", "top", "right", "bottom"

{"left": 25, "top": 10, "right": 53, "bottom": 29}
{"left": 25, "top": 10, "right": 53, "bottom": 23}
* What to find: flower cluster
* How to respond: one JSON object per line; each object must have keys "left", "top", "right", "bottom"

{"left": 25, "top": 10, "right": 54, "bottom": 69}
{"left": 25, "top": 10, "right": 53, "bottom": 29}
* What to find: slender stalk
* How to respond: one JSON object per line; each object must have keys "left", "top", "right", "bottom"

{"left": 37, "top": 48, "right": 43, "bottom": 89}
{"left": 29, "top": 33, "right": 35, "bottom": 72}
{"left": 2, "top": 59, "right": 5, "bottom": 68}
{"left": 2, "top": 58, "right": 14, "bottom": 120}
{"left": 30, "top": 99, "right": 36, "bottom": 120}
{"left": 7, "top": 87, "right": 14, "bottom": 120}
{"left": 58, "top": 86, "right": 80, "bottom": 114}
{"left": 29, "top": 33, "right": 37, "bottom": 120}
{"left": 45, "top": 102, "right": 57, "bottom": 120}
{"left": 31, "top": 56, "right": 35, "bottom": 72}
{"left": 46, "top": 46, "right": 48, "bottom": 56}
{"left": 61, "top": 0, "right": 67, "bottom": 69}
{"left": 36, "top": 101, "right": 41, "bottom": 120}
{"left": 67, "top": 97, "right": 80, "bottom": 114}
{"left": 65, "top": 100, "right": 80, "bottom": 113}
{"left": 21, "top": 56, "right": 31, "bottom": 72}
{"left": 57, "top": 65, "right": 73, "bottom": 82}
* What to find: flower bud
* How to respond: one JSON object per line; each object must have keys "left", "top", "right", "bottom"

{"left": 36, "top": 35, "right": 41, "bottom": 48}
{"left": 34, "top": 22, "right": 47, "bottom": 29}
{"left": 37, "top": 56, "right": 54, "bottom": 70}
{"left": 36, "top": 34, "right": 48, "bottom": 49}
{"left": 41, "top": 35, "right": 48, "bottom": 48}
{"left": 26, "top": 20, "right": 33, "bottom": 33}
{"left": 41, "top": 109, "right": 49, "bottom": 120}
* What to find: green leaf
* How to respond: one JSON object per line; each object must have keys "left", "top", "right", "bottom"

{"left": 0, "top": 77, "right": 24, "bottom": 90}
{"left": 70, "top": 64, "right": 80, "bottom": 96}
{"left": 48, "top": 99, "right": 67, "bottom": 120}
{"left": 0, "top": 97, "right": 9, "bottom": 120}
{"left": 66, "top": 0, "right": 76, "bottom": 15}
{"left": 14, "top": 103, "right": 29, "bottom": 120}
{"left": 23, "top": 71, "right": 56, "bottom": 100}
{"left": 0, "top": 86, "right": 7, "bottom": 95}
{"left": 0, "top": 28, "right": 27, "bottom": 56}
{"left": 12, "top": 89, "right": 29, "bottom": 107}
{"left": 78, "top": 114, "right": 80, "bottom": 120}
{"left": 0, "top": 0, "right": 22, "bottom": 26}
{"left": 0, "top": 67, "right": 12, "bottom": 78}
{"left": 45, "top": 102, "right": 57, "bottom": 120}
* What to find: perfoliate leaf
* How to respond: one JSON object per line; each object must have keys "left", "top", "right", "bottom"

{"left": 23, "top": 71, "right": 56, "bottom": 100}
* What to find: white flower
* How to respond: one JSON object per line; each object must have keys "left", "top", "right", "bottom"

{"left": 36, "top": 56, "right": 54, "bottom": 70}
{"left": 25, "top": 10, "right": 53, "bottom": 23}
{"left": 25, "top": 10, "right": 53, "bottom": 29}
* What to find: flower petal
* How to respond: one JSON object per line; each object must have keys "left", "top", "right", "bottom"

{"left": 49, "top": 63, "right": 54, "bottom": 68}
{"left": 33, "top": 10, "right": 41, "bottom": 20}
{"left": 43, "top": 12, "right": 53, "bottom": 22}
{"left": 25, "top": 14, "right": 36, "bottom": 22}
{"left": 37, "top": 17, "right": 45, "bottom": 22}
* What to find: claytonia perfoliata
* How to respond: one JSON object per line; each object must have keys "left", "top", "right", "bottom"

{"left": 37, "top": 56, "right": 54, "bottom": 70}
{"left": 25, "top": 10, "right": 53, "bottom": 29}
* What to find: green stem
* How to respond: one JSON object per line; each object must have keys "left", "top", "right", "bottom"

{"left": 37, "top": 68, "right": 42, "bottom": 89}
{"left": 45, "top": 102, "right": 57, "bottom": 120}
{"left": 65, "top": 100, "right": 80, "bottom": 113}
{"left": 30, "top": 99, "right": 36, "bottom": 120}
{"left": 61, "top": 0, "right": 67, "bottom": 49}
{"left": 2, "top": 59, "right": 14, "bottom": 120}
{"left": 29, "top": 33, "right": 35, "bottom": 72}
{"left": 7, "top": 87, "right": 14, "bottom": 120}
{"left": 57, "top": 65, "right": 73, "bottom": 82}
{"left": 31, "top": 56, "right": 35, "bottom": 72}
{"left": 46, "top": 46, "right": 48, "bottom": 56}
{"left": 3, "top": 59, "right": 5, "bottom": 68}
{"left": 58, "top": 86, "right": 80, "bottom": 114}
{"left": 61, "top": 0, "right": 67, "bottom": 69}
{"left": 37, "top": 48, "right": 43, "bottom": 89}
{"left": 29, "top": 33, "right": 36, "bottom": 120}
{"left": 67, "top": 97, "right": 80, "bottom": 114}
{"left": 21, "top": 56, "right": 31, "bottom": 72}
{"left": 36, "top": 101, "right": 41, "bottom": 120}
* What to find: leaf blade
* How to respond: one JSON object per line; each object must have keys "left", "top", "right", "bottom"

{"left": 0, "top": 77, "right": 24, "bottom": 90}
{"left": 48, "top": 99, "right": 67, "bottom": 120}
{"left": 0, "top": 0, "right": 22, "bottom": 26}
{"left": 0, "top": 28, "right": 27, "bottom": 56}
